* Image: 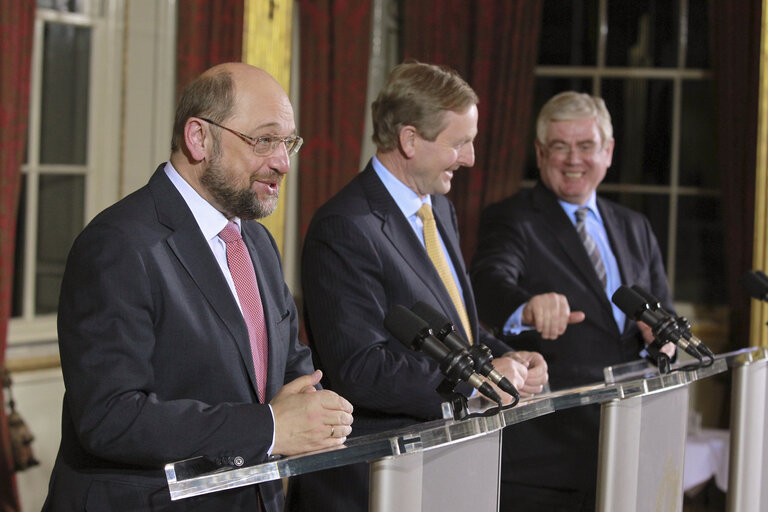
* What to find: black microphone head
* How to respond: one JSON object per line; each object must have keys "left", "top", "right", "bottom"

{"left": 630, "top": 285, "right": 662, "bottom": 310}
{"left": 741, "top": 270, "right": 768, "bottom": 301}
{"left": 611, "top": 285, "right": 648, "bottom": 320}
{"left": 384, "top": 305, "right": 431, "bottom": 349}
{"left": 411, "top": 302, "right": 451, "bottom": 331}
{"left": 412, "top": 301, "right": 471, "bottom": 349}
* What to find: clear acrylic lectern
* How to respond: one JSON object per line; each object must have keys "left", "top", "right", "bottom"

{"left": 165, "top": 357, "right": 726, "bottom": 511}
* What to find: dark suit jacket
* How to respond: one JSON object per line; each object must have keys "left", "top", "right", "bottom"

{"left": 44, "top": 166, "right": 314, "bottom": 511}
{"left": 470, "top": 181, "right": 673, "bottom": 491}
{"left": 286, "top": 162, "right": 511, "bottom": 511}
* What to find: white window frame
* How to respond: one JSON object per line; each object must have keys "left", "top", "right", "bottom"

{"left": 8, "top": 1, "right": 124, "bottom": 351}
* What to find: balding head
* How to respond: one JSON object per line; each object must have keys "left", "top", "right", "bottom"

{"left": 171, "top": 63, "right": 289, "bottom": 154}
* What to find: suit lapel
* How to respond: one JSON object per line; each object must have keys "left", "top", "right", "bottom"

{"left": 597, "top": 197, "right": 633, "bottom": 330}
{"left": 597, "top": 197, "right": 631, "bottom": 281}
{"left": 531, "top": 183, "right": 607, "bottom": 300}
{"left": 530, "top": 183, "right": 623, "bottom": 340}
{"left": 359, "top": 166, "right": 463, "bottom": 326}
{"left": 149, "top": 168, "right": 261, "bottom": 398}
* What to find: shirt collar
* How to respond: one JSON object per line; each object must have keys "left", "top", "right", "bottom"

{"left": 371, "top": 155, "right": 432, "bottom": 217}
{"left": 163, "top": 162, "right": 239, "bottom": 239}
{"left": 558, "top": 192, "right": 601, "bottom": 225}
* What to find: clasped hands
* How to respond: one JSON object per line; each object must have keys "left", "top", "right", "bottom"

{"left": 490, "top": 351, "right": 549, "bottom": 404}
{"left": 271, "top": 370, "right": 353, "bottom": 456}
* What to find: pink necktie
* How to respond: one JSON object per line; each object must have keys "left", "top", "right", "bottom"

{"left": 218, "top": 221, "right": 269, "bottom": 401}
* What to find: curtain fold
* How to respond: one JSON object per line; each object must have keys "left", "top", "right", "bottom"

{"left": 0, "top": 1, "right": 36, "bottom": 510}
{"left": 402, "top": 1, "right": 543, "bottom": 261}
{"left": 709, "top": 0, "right": 761, "bottom": 349}
{"left": 297, "top": 0, "right": 372, "bottom": 237}
{"left": 176, "top": 0, "right": 244, "bottom": 97}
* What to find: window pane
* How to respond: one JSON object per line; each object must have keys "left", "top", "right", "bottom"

{"left": 40, "top": 23, "right": 91, "bottom": 165}
{"left": 524, "top": 77, "right": 594, "bottom": 180}
{"left": 601, "top": 78, "right": 673, "bottom": 185}
{"left": 538, "top": 0, "right": 598, "bottom": 66}
{"left": 37, "top": 0, "right": 84, "bottom": 12}
{"left": 606, "top": 0, "right": 680, "bottom": 68}
{"left": 686, "top": 0, "right": 711, "bottom": 69}
{"left": 675, "top": 196, "right": 726, "bottom": 303}
{"left": 11, "top": 176, "right": 28, "bottom": 318}
{"left": 35, "top": 175, "right": 85, "bottom": 314}
{"left": 680, "top": 80, "right": 716, "bottom": 187}
{"left": 599, "top": 191, "right": 670, "bottom": 261}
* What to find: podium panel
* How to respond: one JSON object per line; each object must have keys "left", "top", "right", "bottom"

{"left": 370, "top": 431, "right": 501, "bottom": 512}
{"left": 726, "top": 348, "right": 768, "bottom": 512}
{"left": 597, "top": 385, "right": 688, "bottom": 512}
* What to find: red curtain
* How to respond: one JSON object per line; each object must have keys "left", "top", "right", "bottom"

{"left": 176, "top": 0, "right": 244, "bottom": 98}
{"left": 0, "top": 1, "right": 36, "bottom": 510}
{"left": 297, "top": 0, "right": 372, "bottom": 237}
{"left": 402, "top": 1, "right": 543, "bottom": 261}
{"left": 710, "top": 0, "right": 761, "bottom": 349}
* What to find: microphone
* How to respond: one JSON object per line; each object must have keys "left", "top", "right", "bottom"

{"left": 384, "top": 305, "right": 502, "bottom": 404}
{"left": 630, "top": 285, "right": 714, "bottom": 359}
{"left": 612, "top": 286, "right": 702, "bottom": 361}
{"left": 411, "top": 302, "right": 520, "bottom": 400}
{"left": 741, "top": 270, "right": 768, "bottom": 302}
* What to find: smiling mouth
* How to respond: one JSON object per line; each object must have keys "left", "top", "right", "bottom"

{"left": 252, "top": 179, "right": 281, "bottom": 194}
{"left": 564, "top": 171, "right": 584, "bottom": 178}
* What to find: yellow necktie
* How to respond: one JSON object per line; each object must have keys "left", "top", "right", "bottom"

{"left": 417, "top": 204, "right": 474, "bottom": 344}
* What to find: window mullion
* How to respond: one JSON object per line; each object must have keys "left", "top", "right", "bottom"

{"left": 594, "top": 0, "right": 608, "bottom": 97}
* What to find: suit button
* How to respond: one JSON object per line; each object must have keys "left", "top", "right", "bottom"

{"left": 233, "top": 456, "right": 244, "bottom": 467}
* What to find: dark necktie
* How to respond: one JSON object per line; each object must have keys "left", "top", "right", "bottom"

{"left": 417, "top": 204, "right": 474, "bottom": 344}
{"left": 575, "top": 207, "right": 607, "bottom": 289}
{"left": 218, "top": 221, "right": 269, "bottom": 401}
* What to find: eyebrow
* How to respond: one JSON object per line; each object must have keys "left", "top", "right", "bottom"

{"left": 548, "top": 138, "right": 597, "bottom": 145}
{"left": 251, "top": 121, "right": 297, "bottom": 135}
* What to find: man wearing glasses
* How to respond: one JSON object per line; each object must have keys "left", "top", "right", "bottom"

{"left": 43, "top": 63, "right": 353, "bottom": 512}
{"left": 470, "top": 91, "right": 674, "bottom": 511}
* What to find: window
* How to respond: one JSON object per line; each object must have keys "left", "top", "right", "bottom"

{"left": 9, "top": 0, "right": 122, "bottom": 349}
{"left": 526, "top": 0, "right": 723, "bottom": 304}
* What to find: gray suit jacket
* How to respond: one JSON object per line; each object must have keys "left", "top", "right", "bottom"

{"left": 44, "top": 165, "right": 313, "bottom": 511}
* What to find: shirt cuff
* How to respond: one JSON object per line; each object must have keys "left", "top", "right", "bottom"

{"left": 267, "top": 404, "right": 276, "bottom": 456}
{"left": 502, "top": 303, "right": 534, "bottom": 336}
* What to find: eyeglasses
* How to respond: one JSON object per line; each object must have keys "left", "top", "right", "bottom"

{"left": 199, "top": 117, "right": 303, "bottom": 156}
{"left": 546, "top": 141, "right": 601, "bottom": 157}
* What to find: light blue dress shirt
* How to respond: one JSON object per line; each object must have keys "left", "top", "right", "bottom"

{"left": 371, "top": 156, "right": 466, "bottom": 304}
{"left": 502, "top": 192, "right": 626, "bottom": 335}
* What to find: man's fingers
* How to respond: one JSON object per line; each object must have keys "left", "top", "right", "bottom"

{"left": 527, "top": 293, "right": 574, "bottom": 339}
{"left": 281, "top": 369, "right": 323, "bottom": 394}
{"left": 271, "top": 387, "right": 355, "bottom": 456}
{"left": 568, "top": 311, "right": 586, "bottom": 324}
{"left": 316, "top": 389, "right": 354, "bottom": 414}
{"left": 329, "top": 424, "right": 353, "bottom": 438}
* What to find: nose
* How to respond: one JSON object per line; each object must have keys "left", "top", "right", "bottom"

{"left": 458, "top": 141, "right": 475, "bottom": 167}
{"left": 269, "top": 141, "right": 291, "bottom": 174}
{"left": 564, "top": 145, "right": 582, "bottom": 164}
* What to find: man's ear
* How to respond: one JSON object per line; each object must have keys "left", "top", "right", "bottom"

{"left": 534, "top": 140, "right": 546, "bottom": 168}
{"left": 184, "top": 118, "right": 209, "bottom": 162}
{"left": 398, "top": 126, "right": 418, "bottom": 159}
{"left": 603, "top": 138, "right": 615, "bottom": 168}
